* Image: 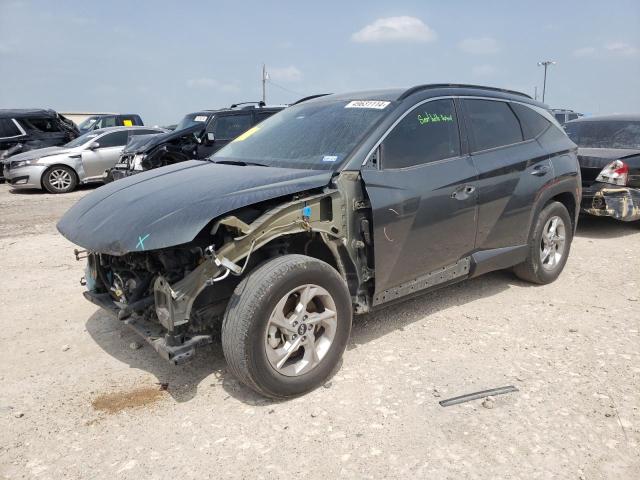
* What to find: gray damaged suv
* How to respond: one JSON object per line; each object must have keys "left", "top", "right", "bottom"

{"left": 58, "top": 84, "right": 581, "bottom": 398}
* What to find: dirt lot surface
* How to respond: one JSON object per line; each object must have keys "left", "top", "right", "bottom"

{"left": 1, "top": 184, "right": 639, "bottom": 479}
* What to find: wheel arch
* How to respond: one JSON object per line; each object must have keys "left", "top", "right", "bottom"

{"left": 40, "top": 163, "right": 80, "bottom": 190}
{"left": 529, "top": 178, "right": 580, "bottom": 236}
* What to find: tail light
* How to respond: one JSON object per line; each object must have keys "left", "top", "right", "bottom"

{"left": 596, "top": 160, "right": 628, "bottom": 186}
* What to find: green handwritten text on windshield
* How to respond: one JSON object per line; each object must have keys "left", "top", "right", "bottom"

{"left": 418, "top": 113, "right": 454, "bottom": 125}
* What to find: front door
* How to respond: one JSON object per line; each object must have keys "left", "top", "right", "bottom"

{"left": 81, "top": 130, "right": 129, "bottom": 179}
{"left": 361, "top": 98, "right": 478, "bottom": 296}
{"left": 199, "top": 113, "right": 253, "bottom": 158}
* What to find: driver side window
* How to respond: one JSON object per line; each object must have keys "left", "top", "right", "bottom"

{"left": 382, "top": 99, "right": 461, "bottom": 169}
{"left": 214, "top": 114, "right": 253, "bottom": 140}
{"left": 96, "top": 131, "right": 128, "bottom": 148}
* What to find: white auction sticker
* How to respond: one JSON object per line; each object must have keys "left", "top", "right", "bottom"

{"left": 194, "top": 115, "right": 208, "bottom": 122}
{"left": 345, "top": 100, "right": 390, "bottom": 109}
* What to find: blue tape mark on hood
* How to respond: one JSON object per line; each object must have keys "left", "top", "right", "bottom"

{"left": 57, "top": 160, "right": 333, "bottom": 255}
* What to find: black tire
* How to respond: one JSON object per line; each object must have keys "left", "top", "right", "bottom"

{"left": 514, "top": 201, "right": 573, "bottom": 284}
{"left": 42, "top": 165, "right": 78, "bottom": 193}
{"left": 221, "top": 254, "right": 352, "bottom": 399}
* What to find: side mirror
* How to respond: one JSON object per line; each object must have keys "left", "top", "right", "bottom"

{"left": 205, "top": 132, "right": 215, "bottom": 144}
{"left": 88, "top": 142, "right": 100, "bottom": 150}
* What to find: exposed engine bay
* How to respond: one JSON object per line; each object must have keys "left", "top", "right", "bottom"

{"left": 79, "top": 175, "right": 373, "bottom": 364}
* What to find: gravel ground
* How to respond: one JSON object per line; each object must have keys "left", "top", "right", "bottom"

{"left": 1, "top": 184, "right": 639, "bottom": 479}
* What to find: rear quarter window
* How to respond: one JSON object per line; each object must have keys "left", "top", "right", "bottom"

{"left": 511, "top": 103, "right": 551, "bottom": 140}
{"left": 463, "top": 99, "right": 523, "bottom": 151}
{"left": 0, "top": 118, "right": 23, "bottom": 138}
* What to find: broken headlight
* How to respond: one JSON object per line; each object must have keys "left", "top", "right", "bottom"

{"left": 131, "top": 153, "right": 147, "bottom": 171}
{"left": 596, "top": 159, "right": 628, "bottom": 186}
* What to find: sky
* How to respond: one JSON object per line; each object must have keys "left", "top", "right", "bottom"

{"left": 1, "top": 0, "right": 639, "bottom": 125}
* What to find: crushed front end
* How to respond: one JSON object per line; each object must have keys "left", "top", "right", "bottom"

{"left": 74, "top": 181, "right": 368, "bottom": 366}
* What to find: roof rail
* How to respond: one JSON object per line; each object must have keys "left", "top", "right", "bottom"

{"left": 291, "top": 94, "right": 331, "bottom": 105}
{"left": 229, "top": 101, "right": 266, "bottom": 109}
{"left": 398, "top": 84, "right": 532, "bottom": 101}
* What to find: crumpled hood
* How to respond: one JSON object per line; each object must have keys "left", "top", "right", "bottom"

{"left": 57, "top": 160, "right": 333, "bottom": 255}
{"left": 5, "top": 146, "right": 71, "bottom": 163}
{"left": 123, "top": 124, "right": 203, "bottom": 154}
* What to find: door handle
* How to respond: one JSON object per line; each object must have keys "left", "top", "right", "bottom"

{"left": 451, "top": 185, "right": 476, "bottom": 200}
{"left": 531, "top": 165, "right": 550, "bottom": 176}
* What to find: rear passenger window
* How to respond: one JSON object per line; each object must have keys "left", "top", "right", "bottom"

{"left": 382, "top": 99, "right": 460, "bottom": 169}
{"left": 511, "top": 103, "right": 550, "bottom": 140}
{"left": 256, "top": 112, "right": 276, "bottom": 123}
{"left": 463, "top": 99, "right": 523, "bottom": 151}
{"left": 0, "top": 119, "right": 22, "bottom": 138}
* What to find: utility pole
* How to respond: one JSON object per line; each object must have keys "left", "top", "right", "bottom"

{"left": 537, "top": 60, "right": 556, "bottom": 103}
{"left": 534, "top": 86, "right": 538, "bottom": 101}
{"left": 262, "top": 64, "right": 268, "bottom": 104}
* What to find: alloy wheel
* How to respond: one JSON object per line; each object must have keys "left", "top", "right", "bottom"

{"left": 540, "top": 215, "right": 566, "bottom": 271}
{"left": 264, "top": 284, "right": 337, "bottom": 377}
{"left": 48, "top": 168, "right": 72, "bottom": 191}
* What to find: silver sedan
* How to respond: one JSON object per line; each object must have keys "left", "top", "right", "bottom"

{"left": 2, "top": 126, "right": 166, "bottom": 193}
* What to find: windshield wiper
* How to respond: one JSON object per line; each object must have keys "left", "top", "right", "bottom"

{"left": 208, "top": 159, "right": 269, "bottom": 167}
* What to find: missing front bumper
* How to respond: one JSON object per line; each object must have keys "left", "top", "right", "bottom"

{"left": 582, "top": 184, "right": 640, "bottom": 222}
{"left": 83, "top": 291, "right": 212, "bottom": 365}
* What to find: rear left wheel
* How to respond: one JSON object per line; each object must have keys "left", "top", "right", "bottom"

{"left": 221, "top": 254, "right": 352, "bottom": 399}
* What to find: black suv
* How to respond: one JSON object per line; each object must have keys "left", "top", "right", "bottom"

{"left": 58, "top": 84, "right": 580, "bottom": 399}
{"left": 107, "top": 103, "right": 284, "bottom": 180}
{"left": 0, "top": 109, "right": 79, "bottom": 180}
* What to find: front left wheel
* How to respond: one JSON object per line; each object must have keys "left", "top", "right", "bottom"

{"left": 221, "top": 254, "right": 352, "bottom": 399}
{"left": 42, "top": 165, "right": 77, "bottom": 194}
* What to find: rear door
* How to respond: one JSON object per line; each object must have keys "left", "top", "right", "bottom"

{"left": 361, "top": 98, "right": 478, "bottom": 297}
{"left": 81, "top": 130, "right": 129, "bottom": 179}
{"left": 461, "top": 98, "right": 553, "bottom": 249}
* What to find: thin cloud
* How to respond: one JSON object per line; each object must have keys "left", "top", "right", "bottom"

{"left": 186, "top": 78, "right": 240, "bottom": 92}
{"left": 573, "top": 47, "right": 596, "bottom": 57}
{"left": 458, "top": 37, "right": 501, "bottom": 55}
{"left": 268, "top": 66, "right": 302, "bottom": 82}
{"left": 351, "top": 16, "right": 437, "bottom": 44}
{"left": 472, "top": 64, "right": 498, "bottom": 77}
{"left": 605, "top": 42, "right": 638, "bottom": 56}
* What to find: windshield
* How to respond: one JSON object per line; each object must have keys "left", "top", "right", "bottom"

{"left": 65, "top": 131, "right": 100, "bottom": 148}
{"left": 212, "top": 100, "right": 391, "bottom": 170}
{"left": 174, "top": 113, "right": 211, "bottom": 131}
{"left": 565, "top": 120, "right": 640, "bottom": 149}
{"left": 77, "top": 116, "right": 100, "bottom": 131}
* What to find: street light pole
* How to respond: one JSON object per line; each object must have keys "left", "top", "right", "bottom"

{"left": 537, "top": 60, "right": 556, "bottom": 103}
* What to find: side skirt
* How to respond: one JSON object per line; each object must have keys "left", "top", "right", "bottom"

{"left": 373, "top": 257, "right": 471, "bottom": 306}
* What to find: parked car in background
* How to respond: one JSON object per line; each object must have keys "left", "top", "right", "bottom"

{"left": 77, "top": 114, "right": 144, "bottom": 133}
{"left": 565, "top": 114, "right": 640, "bottom": 222}
{"left": 3, "top": 126, "right": 166, "bottom": 193}
{"left": 58, "top": 84, "right": 580, "bottom": 398}
{"left": 0, "top": 109, "right": 79, "bottom": 181}
{"left": 552, "top": 108, "right": 583, "bottom": 125}
{"left": 107, "top": 102, "right": 284, "bottom": 181}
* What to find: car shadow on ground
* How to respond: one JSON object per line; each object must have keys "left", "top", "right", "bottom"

{"left": 576, "top": 214, "right": 638, "bottom": 239}
{"left": 85, "top": 269, "right": 523, "bottom": 406}
{"left": 7, "top": 183, "right": 99, "bottom": 195}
